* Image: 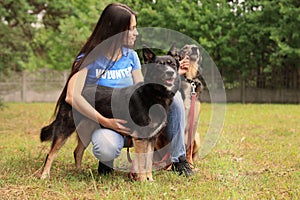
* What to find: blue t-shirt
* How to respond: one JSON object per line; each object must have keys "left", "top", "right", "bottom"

{"left": 84, "top": 47, "right": 141, "bottom": 88}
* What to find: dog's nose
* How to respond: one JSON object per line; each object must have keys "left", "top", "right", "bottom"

{"left": 191, "top": 47, "right": 198, "bottom": 55}
{"left": 166, "top": 70, "right": 175, "bottom": 77}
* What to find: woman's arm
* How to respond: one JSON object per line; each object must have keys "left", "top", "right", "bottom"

{"left": 65, "top": 68, "right": 131, "bottom": 135}
{"left": 65, "top": 68, "right": 99, "bottom": 122}
{"left": 132, "top": 69, "right": 144, "bottom": 84}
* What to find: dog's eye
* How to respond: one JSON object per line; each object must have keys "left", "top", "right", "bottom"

{"left": 167, "top": 60, "right": 173, "bottom": 65}
{"left": 167, "top": 59, "right": 176, "bottom": 67}
{"left": 157, "top": 60, "right": 165, "bottom": 65}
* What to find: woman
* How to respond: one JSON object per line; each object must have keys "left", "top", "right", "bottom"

{"left": 59, "top": 3, "right": 193, "bottom": 177}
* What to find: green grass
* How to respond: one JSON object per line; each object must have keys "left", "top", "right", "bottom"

{"left": 0, "top": 103, "right": 299, "bottom": 199}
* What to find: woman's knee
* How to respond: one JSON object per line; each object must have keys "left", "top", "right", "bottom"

{"left": 167, "top": 91, "right": 185, "bottom": 138}
{"left": 169, "top": 92, "right": 184, "bottom": 114}
{"left": 169, "top": 92, "right": 185, "bottom": 122}
{"left": 91, "top": 129, "right": 124, "bottom": 161}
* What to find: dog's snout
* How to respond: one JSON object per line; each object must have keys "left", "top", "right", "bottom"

{"left": 166, "top": 70, "right": 175, "bottom": 77}
{"left": 191, "top": 47, "right": 198, "bottom": 55}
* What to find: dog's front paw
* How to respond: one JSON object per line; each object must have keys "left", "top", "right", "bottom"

{"left": 129, "top": 172, "right": 153, "bottom": 182}
{"left": 35, "top": 171, "right": 50, "bottom": 179}
{"left": 137, "top": 174, "right": 148, "bottom": 182}
{"left": 147, "top": 176, "right": 154, "bottom": 182}
{"left": 128, "top": 172, "right": 138, "bottom": 181}
{"left": 138, "top": 174, "right": 154, "bottom": 182}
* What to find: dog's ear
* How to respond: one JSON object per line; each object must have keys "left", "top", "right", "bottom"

{"left": 168, "top": 43, "right": 183, "bottom": 62}
{"left": 167, "top": 43, "right": 177, "bottom": 57}
{"left": 142, "top": 45, "right": 156, "bottom": 64}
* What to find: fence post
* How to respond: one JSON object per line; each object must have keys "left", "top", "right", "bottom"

{"left": 63, "top": 70, "right": 68, "bottom": 84}
{"left": 242, "top": 79, "right": 245, "bottom": 104}
{"left": 21, "top": 71, "right": 26, "bottom": 102}
{"left": 240, "top": 76, "right": 245, "bottom": 104}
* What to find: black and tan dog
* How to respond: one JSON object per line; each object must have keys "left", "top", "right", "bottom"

{"left": 37, "top": 46, "right": 180, "bottom": 181}
{"left": 179, "top": 44, "right": 203, "bottom": 166}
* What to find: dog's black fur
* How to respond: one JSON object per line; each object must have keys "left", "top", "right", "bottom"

{"left": 38, "top": 46, "right": 180, "bottom": 180}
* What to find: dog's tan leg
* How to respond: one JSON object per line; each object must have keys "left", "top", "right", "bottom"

{"left": 186, "top": 100, "right": 201, "bottom": 166}
{"left": 192, "top": 132, "right": 200, "bottom": 161}
{"left": 185, "top": 124, "right": 195, "bottom": 166}
{"left": 74, "top": 136, "right": 86, "bottom": 170}
{"left": 186, "top": 136, "right": 197, "bottom": 166}
{"left": 74, "top": 119, "right": 98, "bottom": 170}
{"left": 191, "top": 101, "right": 201, "bottom": 164}
{"left": 186, "top": 130, "right": 200, "bottom": 166}
{"left": 145, "top": 138, "right": 156, "bottom": 182}
{"left": 39, "top": 136, "right": 67, "bottom": 179}
{"left": 133, "top": 138, "right": 148, "bottom": 181}
{"left": 186, "top": 147, "right": 194, "bottom": 166}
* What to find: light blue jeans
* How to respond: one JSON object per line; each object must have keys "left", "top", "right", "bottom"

{"left": 91, "top": 91, "right": 186, "bottom": 163}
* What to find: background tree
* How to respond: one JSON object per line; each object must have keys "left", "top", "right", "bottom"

{"left": 0, "top": 0, "right": 71, "bottom": 72}
{"left": 0, "top": 0, "right": 299, "bottom": 89}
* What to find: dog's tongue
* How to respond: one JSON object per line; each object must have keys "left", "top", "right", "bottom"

{"left": 165, "top": 78, "right": 174, "bottom": 86}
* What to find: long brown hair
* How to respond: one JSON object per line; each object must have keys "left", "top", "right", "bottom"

{"left": 54, "top": 3, "right": 137, "bottom": 115}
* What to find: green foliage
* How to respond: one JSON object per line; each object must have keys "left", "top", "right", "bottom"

{"left": 0, "top": 0, "right": 299, "bottom": 88}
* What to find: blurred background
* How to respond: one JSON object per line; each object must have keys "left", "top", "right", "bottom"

{"left": 0, "top": 0, "right": 299, "bottom": 103}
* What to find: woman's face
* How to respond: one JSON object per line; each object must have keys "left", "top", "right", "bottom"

{"left": 127, "top": 15, "right": 138, "bottom": 47}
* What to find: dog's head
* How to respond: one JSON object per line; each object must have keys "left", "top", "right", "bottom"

{"left": 142, "top": 46, "right": 180, "bottom": 94}
{"left": 180, "top": 44, "right": 202, "bottom": 64}
{"left": 179, "top": 44, "right": 202, "bottom": 79}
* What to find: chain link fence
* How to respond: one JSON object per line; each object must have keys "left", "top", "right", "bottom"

{"left": 0, "top": 69, "right": 68, "bottom": 102}
{"left": 0, "top": 69, "right": 299, "bottom": 103}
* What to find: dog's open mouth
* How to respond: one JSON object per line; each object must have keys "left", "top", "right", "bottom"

{"left": 164, "top": 78, "right": 175, "bottom": 86}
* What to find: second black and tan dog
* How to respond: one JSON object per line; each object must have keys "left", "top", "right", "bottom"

{"left": 179, "top": 44, "right": 203, "bottom": 165}
{"left": 37, "top": 46, "right": 180, "bottom": 181}
{"left": 155, "top": 44, "right": 203, "bottom": 167}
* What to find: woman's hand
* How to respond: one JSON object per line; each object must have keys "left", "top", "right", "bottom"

{"left": 101, "top": 117, "right": 131, "bottom": 136}
{"left": 178, "top": 55, "right": 190, "bottom": 75}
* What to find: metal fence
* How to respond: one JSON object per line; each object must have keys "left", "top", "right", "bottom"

{"left": 0, "top": 69, "right": 299, "bottom": 103}
{"left": 0, "top": 69, "right": 68, "bottom": 102}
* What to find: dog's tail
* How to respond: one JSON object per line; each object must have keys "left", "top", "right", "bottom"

{"left": 40, "top": 121, "right": 55, "bottom": 142}
{"left": 40, "top": 101, "right": 76, "bottom": 142}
